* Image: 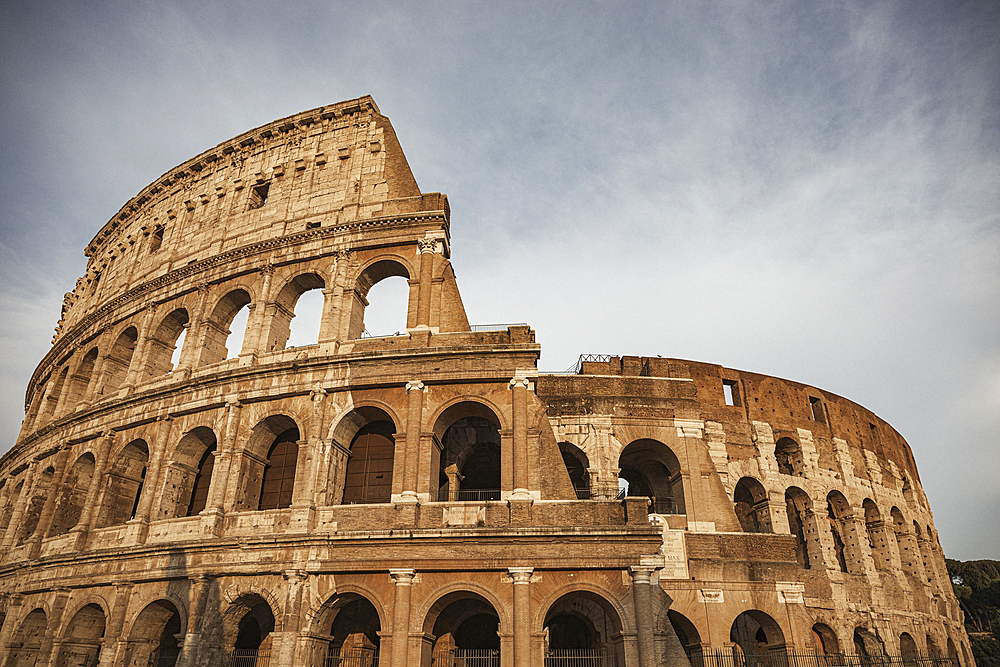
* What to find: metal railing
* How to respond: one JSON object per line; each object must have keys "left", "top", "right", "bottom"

{"left": 574, "top": 486, "right": 591, "bottom": 499}
{"left": 470, "top": 323, "right": 528, "bottom": 332}
{"left": 149, "top": 650, "right": 180, "bottom": 667}
{"left": 545, "top": 648, "right": 616, "bottom": 666}
{"left": 325, "top": 649, "right": 379, "bottom": 667}
{"left": 225, "top": 649, "right": 271, "bottom": 667}
{"left": 432, "top": 648, "right": 501, "bottom": 666}
{"left": 453, "top": 488, "right": 501, "bottom": 501}
{"left": 688, "top": 650, "right": 959, "bottom": 667}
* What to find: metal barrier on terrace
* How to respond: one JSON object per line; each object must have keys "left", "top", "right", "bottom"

{"left": 437, "top": 488, "right": 502, "bottom": 502}
{"left": 470, "top": 323, "right": 528, "bottom": 332}
{"left": 324, "top": 649, "right": 379, "bottom": 667}
{"left": 614, "top": 490, "right": 681, "bottom": 515}
{"left": 545, "top": 648, "right": 618, "bottom": 666}
{"left": 688, "top": 650, "right": 959, "bottom": 667}
{"left": 432, "top": 648, "right": 501, "bottom": 666}
{"left": 225, "top": 649, "right": 270, "bottom": 667}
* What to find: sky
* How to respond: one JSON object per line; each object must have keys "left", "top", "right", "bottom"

{"left": 0, "top": 0, "right": 997, "bottom": 560}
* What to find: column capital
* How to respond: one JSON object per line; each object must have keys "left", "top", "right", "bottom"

{"left": 508, "top": 567, "right": 534, "bottom": 583}
{"left": 389, "top": 568, "right": 416, "bottom": 584}
{"left": 310, "top": 384, "right": 327, "bottom": 400}
{"left": 629, "top": 565, "right": 657, "bottom": 584}
{"left": 405, "top": 380, "right": 426, "bottom": 394}
{"left": 283, "top": 569, "right": 309, "bottom": 583}
{"left": 417, "top": 238, "right": 440, "bottom": 254}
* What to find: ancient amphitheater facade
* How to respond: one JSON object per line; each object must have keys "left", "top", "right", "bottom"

{"left": 0, "top": 96, "right": 974, "bottom": 667}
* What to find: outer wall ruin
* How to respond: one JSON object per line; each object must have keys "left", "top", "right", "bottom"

{"left": 0, "top": 96, "right": 974, "bottom": 667}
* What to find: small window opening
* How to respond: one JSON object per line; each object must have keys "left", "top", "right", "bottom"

{"left": 723, "top": 380, "right": 739, "bottom": 407}
{"left": 809, "top": 396, "right": 825, "bottom": 422}
{"left": 169, "top": 327, "right": 187, "bottom": 372}
{"left": 306, "top": 220, "right": 321, "bottom": 229}
{"left": 149, "top": 225, "right": 164, "bottom": 254}
{"left": 248, "top": 182, "right": 270, "bottom": 210}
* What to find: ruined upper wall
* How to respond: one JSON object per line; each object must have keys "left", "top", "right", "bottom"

{"left": 58, "top": 95, "right": 440, "bottom": 339}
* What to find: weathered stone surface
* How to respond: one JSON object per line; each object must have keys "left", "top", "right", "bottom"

{"left": 0, "top": 96, "right": 973, "bottom": 667}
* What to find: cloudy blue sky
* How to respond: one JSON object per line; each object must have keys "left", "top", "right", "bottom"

{"left": 1, "top": 0, "right": 997, "bottom": 559}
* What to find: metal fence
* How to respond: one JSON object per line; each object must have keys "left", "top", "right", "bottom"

{"left": 545, "top": 648, "right": 617, "bottom": 666}
{"left": 437, "top": 488, "right": 502, "bottom": 501}
{"left": 470, "top": 323, "right": 528, "bottom": 332}
{"left": 324, "top": 649, "right": 379, "bottom": 667}
{"left": 431, "top": 648, "right": 501, "bottom": 666}
{"left": 688, "top": 650, "right": 959, "bottom": 667}
{"left": 225, "top": 649, "right": 271, "bottom": 667}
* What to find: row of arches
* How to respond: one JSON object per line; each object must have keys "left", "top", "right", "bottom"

{"left": 28, "top": 259, "right": 415, "bottom": 432}
{"left": 731, "top": 476, "right": 947, "bottom": 588}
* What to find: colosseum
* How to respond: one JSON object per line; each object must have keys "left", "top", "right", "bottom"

{"left": 0, "top": 96, "right": 974, "bottom": 667}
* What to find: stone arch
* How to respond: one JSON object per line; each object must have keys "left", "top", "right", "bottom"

{"left": 733, "top": 476, "right": 772, "bottom": 533}
{"left": 925, "top": 633, "right": 941, "bottom": 657}
{"left": 40, "top": 364, "right": 70, "bottom": 423}
{"left": 900, "top": 632, "right": 919, "bottom": 664}
{"left": 327, "top": 404, "right": 401, "bottom": 506}
{"left": 306, "top": 582, "right": 389, "bottom": 636}
{"left": 421, "top": 588, "right": 507, "bottom": 665}
{"left": 47, "top": 452, "right": 96, "bottom": 537}
{"left": 158, "top": 426, "right": 217, "bottom": 519}
{"left": 774, "top": 437, "right": 804, "bottom": 476}
{"left": 558, "top": 442, "right": 590, "bottom": 499}
{"left": 890, "top": 506, "right": 922, "bottom": 579}
{"left": 826, "top": 490, "right": 863, "bottom": 574}
{"left": 533, "top": 582, "right": 634, "bottom": 637}
{"left": 96, "top": 438, "right": 149, "bottom": 528}
{"left": 238, "top": 414, "right": 302, "bottom": 511}
{"left": 666, "top": 609, "right": 703, "bottom": 656}
{"left": 730, "top": 609, "right": 786, "bottom": 656}
{"left": 144, "top": 308, "right": 189, "bottom": 379}
{"left": 56, "top": 602, "right": 106, "bottom": 667}
{"left": 328, "top": 401, "right": 403, "bottom": 445}
{"left": 265, "top": 271, "right": 326, "bottom": 351}
{"left": 946, "top": 637, "right": 959, "bottom": 665}
{"left": 347, "top": 256, "right": 413, "bottom": 340}
{"left": 862, "top": 499, "right": 891, "bottom": 571}
{"left": 812, "top": 623, "right": 840, "bottom": 655}
{"left": 18, "top": 465, "right": 56, "bottom": 544}
{"left": 618, "top": 439, "right": 685, "bottom": 515}
{"left": 0, "top": 478, "right": 23, "bottom": 534}
{"left": 199, "top": 288, "right": 253, "bottom": 366}
{"left": 853, "top": 627, "right": 885, "bottom": 656}
{"left": 785, "top": 487, "right": 816, "bottom": 568}
{"left": 433, "top": 400, "right": 505, "bottom": 501}
{"left": 123, "top": 598, "right": 185, "bottom": 667}
{"left": 102, "top": 325, "right": 138, "bottom": 396}
{"left": 541, "top": 589, "right": 627, "bottom": 665}
{"left": 7, "top": 607, "right": 47, "bottom": 667}
{"left": 64, "top": 346, "right": 99, "bottom": 412}
{"left": 201, "top": 592, "right": 279, "bottom": 666}
{"left": 309, "top": 591, "right": 384, "bottom": 667}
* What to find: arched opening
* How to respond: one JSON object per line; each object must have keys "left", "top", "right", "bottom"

{"left": 733, "top": 477, "right": 772, "bottom": 533}
{"left": 900, "top": 633, "right": 919, "bottom": 667}
{"left": 240, "top": 415, "right": 300, "bottom": 511}
{"left": 853, "top": 628, "right": 884, "bottom": 657}
{"left": 65, "top": 347, "right": 99, "bottom": 411}
{"left": 200, "top": 289, "right": 252, "bottom": 366}
{"left": 102, "top": 326, "right": 138, "bottom": 395}
{"left": 348, "top": 259, "right": 410, "bottom": 340}
{"left": 926, "top": 634, "right": 940, "bottom": 658}
{"left": 827, "top": 491, "right": 862, "bottom": 574}
{"left": 145, "top": 309, "right": 189, "bottom": 379}
{"left": 730, "top": 610, "right": 786, "bottom": 658}
{"left": 266, "top": 272, "right": 325, "bottom": 351}
{"left": 558, "top": 442, "right": 590, "bottom": 499}
{"left": 157, "top": 427, "right": 216, "bottom": 519}
{"left": 323, "top": 595, "right": 381, "bottom": 666}
{"left": 40, "top": 365, "right": 70, "bottom": 423}
{"left": 426, "top": 592, "right": 501, "bottom": 666}
{"left": 890, "top": 507, "right": 921, "bottom": 579}
{"left": 17, "top": 466, "right": 55, "bottom": 544}
{"left": 343, "top": 421, "right": 395, "bottom": 505}
{"left": 97, "top": 439, "right": 149, "bottom": 528}
{"left": 812, "top": 623, "right": 839, "bottom": 657}
{"left": 48, "top": 453, "right": 96, "bottom": 536}
{"left": 915, "top": 523, "right": 936, "bottom": 585}
{"left": 361, "top": 274, "right": 410, "bottom": 337}
{"left": 7, "top": 608, "right": 47, "bottom": 666}
{"left": 618, "top": 439, "right": 684, "bottom": 515}
{"left": 543, "top": 592, "right": 625, "bottom": 665}
{"left": 0, "top": 480, "right": 22, "bottom": 534}
{"left": 862, "top": 499, "right": 890, "bottom": 571}
{"left": 435, "top": 402, "right": 503, "bottom": 502}
{"left": 127, "top": 600, "right": 183, "bottom": 667}
{"left": 259, "top": 428, "right": 300, "bottom": 511}
{"left": 774, "top": 437, "right": 803, "bottom": 476}
{"left": 223, "top": 595, "right": 276, "bottom": 666}
{"left": 668, "top": 610, "right": 703, "bottom": 658}
{"left": 947, "top": 638, "right": 959, "bottom": 666}
{"left": 57, "top": 603, "right": 106, "bottom": 667}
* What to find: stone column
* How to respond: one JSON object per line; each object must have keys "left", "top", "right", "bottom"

{"left": 293, "top": 386, "right": 327, "bottom": 507}
{"left": 127, "top": 415, "right": 173, "bottom": 543}
{"left": 1, "top": 460, "right": 38, "bottom": 551}
{"left": 175, "top": 283, "right": 210, "bottom": 372}
{"left": 0, "top": 593, "right": 24, "bottom": 655}
{"left": 123, "top": 306, "right": 156, "bottom": 389}
{"left": 241, "top": 264, "right": 275, "bottom": 360}
{"left": 319, "top": 250, "right": 350, "bottom": 345}
{"left": 206, "top": 400, "right": 242, "bottom": 513}
{"left": 400, "top": 381, "right": 425, "bottom": 501}
{"left": 414, "top": 238, "right": 437, "bottom": 329}
{"left": 389, "top": 569, "right": 415, "bottom": 667}
{"left": 71, "top": 430, "right": 116, "bottom": 549}
{"left": 630, "top": 566, "right": 657, "bottom": 667}
{"left": 79, "top": 351, "right": 108, "bottom": 408}
{"left": 508, "top": 375, "right": 531, "bottom": 497}
{"left": 278, "top": 569, "right": 308, "bottom": 667}
{"left": 39, "top": 588, "right": 73, "bottom": 667}
{"left": 508, "top": 567, "right": 533, "bottom": 667}
{"left": 176, "top": 575, "right": 213, "bottom": 667}
{"left": 99, "top": 581, "right": 133, "bottom": 667}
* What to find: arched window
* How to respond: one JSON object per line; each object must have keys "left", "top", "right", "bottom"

{"left": 145, "top": 309, "right": 189, "bottom": 378}
{"left": 863, "top": 499, "right": 891, "bottom": 571}
{"left": 159, "top": 427, "right": 216, "bottom": 519}
{"left": 64, "top": 347, "right": 99, "bottom": 411}
{"left": 731, "top": 610, "right": 785, "bottom": 657}
{"left": 128, "top": 600, "right": 183, "bottom": 667}
{"left": 187, "top": 445, "right": 216, "bottom": 516}
{"left": 426, "top": 592, "right": 503, "bottom": 665}
{"left": 39, "top": 366, "right": 70, "bottom": 423}
{"left": 558, "top": 442, "right": 590, "bottom": 499}
{"left": 733, "top": 477, "right": 772, "bottom": 533}
{"left": 618, "top": 439, "right": 684, "bottom": 515}
{"left": 48, "top": 453, "right": 95, "bottom": 536}
{"left": 56, "top": 604, "right": 105, "bottom": 667}
{"left": 785, "top": 486, "right": 813, "bottom": 569}
{"left": 17, "top": 466, "right": 54, "bottom": 544}
{"left": 97, "top": 439, "right": 149, "bottom": 528}
{"left": 890, "top": 507, "right": 922, "bottom": 579}
{"left": 324, "top": 595, "right": 381, "bottom": 665}
{"left": 812, "top": 623, "right": 839, "bottom": 657}
{"left": 265, "top": 273, "right": 325, "bottom": 351}
{"left": 436, "top": 404, "right": 502, "bottom": 502}
{"left": 223, "top": 595, "right": 276, "bottom": 665}
{"left": 361, "top": 274, "right": 410, "bottom": 337}
{"left": 348, "top": 259, "right": 411, "bottom": 340}
{"left": 199, "top": 289, "right": 252, "bottom": 366}
{"left": 827, "top": 490, "right": 864, "bottom": 574}
{"left": 775, "top": 437, "right": 803, "bottom": 476}
{"left": 102, "top": 326, "right": 138, "bottom": 395}
{"left": 343, "top": 421, "right": 395, "bottom": 505}
{"left": 900, "top": 632, "right": 919, "bottom": 667}
{"left": 259, "top": 429, "right": 300, "bottom": 510}
{"left": 7, "top": 608, "right": 47, "bottom": 666}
